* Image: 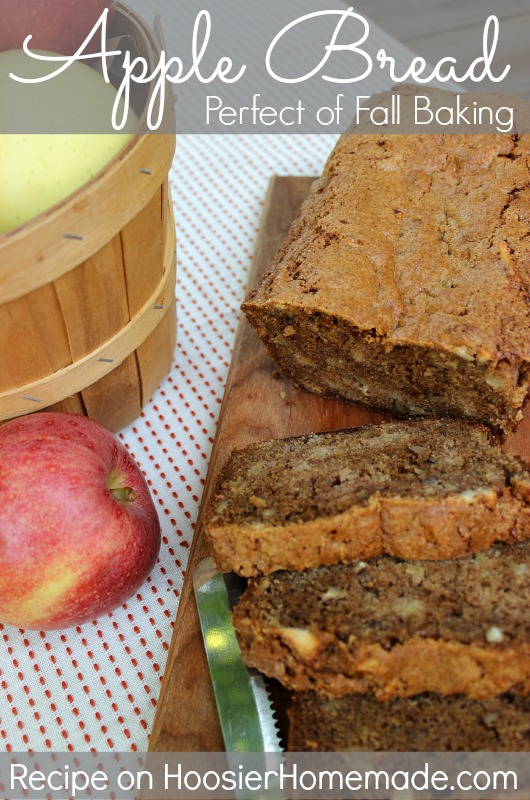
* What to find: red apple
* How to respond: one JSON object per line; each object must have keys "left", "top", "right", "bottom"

{"left": 0, "top": 0, "right": 116, "bottom": 56}
{"left": 0, "top": 412, "right": 161, "bottom": 630}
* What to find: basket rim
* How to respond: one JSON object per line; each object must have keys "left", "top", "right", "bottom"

{"left": 0, "top": 131, "right": 175, "bottom": 304}
{"left": 0, "top": 185, "right": 176, "bottom": 421}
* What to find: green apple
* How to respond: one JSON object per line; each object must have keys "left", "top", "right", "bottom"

{"left": 0, "top": 50, "right": 138, "bottom": 234}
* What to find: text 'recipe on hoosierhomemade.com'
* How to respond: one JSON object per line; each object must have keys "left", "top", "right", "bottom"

{"left": 6, "top": 6, "right": 519, "bottom": 133}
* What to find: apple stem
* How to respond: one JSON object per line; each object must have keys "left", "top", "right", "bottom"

{"left": 110, "top": 486, "right": 136, "bottom": 503}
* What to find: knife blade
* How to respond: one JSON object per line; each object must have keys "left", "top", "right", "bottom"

{"left": 193, "top": 557, "right": 283, "bottom": 754}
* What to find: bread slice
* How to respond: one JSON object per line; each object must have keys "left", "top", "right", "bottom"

{"left": 288, "top": 692, "right": 530, "bottom": 751}
{"left": 233, "top": 540, "right": 530, "bottom": 700}
{"left": 205, "top": 419, "right": 530, "bottom": 576}
{"left": 242, "top": 127, "right": 530, "bottom": 433}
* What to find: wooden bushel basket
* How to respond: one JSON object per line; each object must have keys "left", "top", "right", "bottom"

{"left": 0, "top": 3, "right": 177, "bottom": 432}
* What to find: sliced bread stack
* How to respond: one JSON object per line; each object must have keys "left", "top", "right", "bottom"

{"left": 205, "top": 418, "right": 530, "bottom": 751}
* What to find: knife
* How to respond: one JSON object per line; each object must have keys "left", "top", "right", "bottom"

{"left": 193, "top": 557, "right": 283, "bottom": 753}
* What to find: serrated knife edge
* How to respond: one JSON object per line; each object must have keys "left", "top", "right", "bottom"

{"left": 193, "top": 557, "right": 283, "bottom": 754}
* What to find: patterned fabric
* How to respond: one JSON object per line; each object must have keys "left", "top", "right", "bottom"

{"left": 0, "top": 134, "right": 338, "bottom": 752}
{"left": 0, "top": 3, "right": 430, "bottom": 749}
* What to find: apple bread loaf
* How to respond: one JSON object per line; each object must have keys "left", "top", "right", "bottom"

{"left": 242, "top": 130, "right": 530, "bottom": 433}
{"left": 233, "top": 540, "right": 530, "bottom": 700}
{"left": 205, "top": 419, "right": 530, "bottom": 576}
{"left": 288, "top": 692, "right": 530, "bottom": 751}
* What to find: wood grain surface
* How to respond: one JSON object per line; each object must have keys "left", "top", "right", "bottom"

{"left": 148, "top": 174, "right": 390, "bottom": 753}
{"left": 149, "top": 174, "right": 530, "bottom": 753}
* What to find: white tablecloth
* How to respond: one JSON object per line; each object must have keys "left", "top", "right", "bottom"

{"left": 0, "top": 134, "right": 339, "bottom": 752}
{"left": 0, "top": 0, "right": 435, "bottom": 747}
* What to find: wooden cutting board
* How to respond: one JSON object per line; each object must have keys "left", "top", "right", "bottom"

{"left": 148, "top": 175, "right": 530, "bottom": 753}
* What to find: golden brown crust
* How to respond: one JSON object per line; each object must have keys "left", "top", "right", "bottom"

{"left": 244, "top": 132, "right": 530, "bottom": 362}
{"left": 242, "top": 119, "right": 530, "bottom": 430}
{"left": 235, "top": 618, "right": 530, "bottom": 700}
{"left": 210, "top": 490, "right": 530, "bottom": 576}
{"left": 205, "top": 419, "right": 530, "bottom": 576}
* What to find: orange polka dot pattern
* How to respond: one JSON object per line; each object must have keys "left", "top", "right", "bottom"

{"left": 0, "top": 135, "right": 338, "bottom": 752}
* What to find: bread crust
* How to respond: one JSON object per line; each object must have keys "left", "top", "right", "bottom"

{"left": 205, "top": 420, "right": 530, "bottom": 576}
{"left": 234, "top": 616, "right": 530, "bottom": 700}
{"left": 242, "top": 123, "right": 530, "bottom": 431}
{"left": 210, "top": 490, "right": 530, "bottom": 576}
{"left": 233, "top": 542, "right": 530, "bottom": 700}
